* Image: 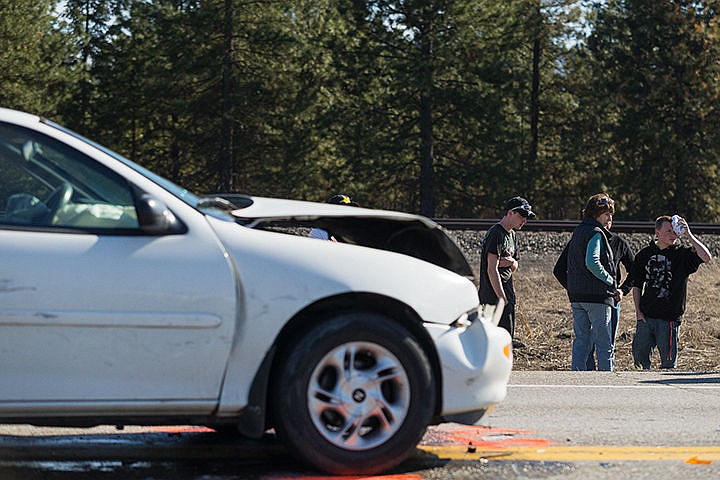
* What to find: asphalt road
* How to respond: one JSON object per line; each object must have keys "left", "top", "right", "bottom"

{"left": 487, "top": 370, "right": 720, "bottom": 445}
{"left": 0, "top": 371, "right": 718, "bottom": 479}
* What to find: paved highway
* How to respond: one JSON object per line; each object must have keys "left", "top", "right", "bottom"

{"left": 488, "top": 370, "right": 720, "bottom": 445}
{"left": 419, "top": 370, "right": 720, "bottom": 478}
{"left": 0, "top": 371, "right": 718, "bottom": 479}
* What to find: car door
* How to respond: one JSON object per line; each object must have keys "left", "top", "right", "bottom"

{"left": 0, "top": 122, "right": 236, "bottom": 409}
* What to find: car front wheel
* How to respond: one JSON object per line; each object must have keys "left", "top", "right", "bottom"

{"left": 272, "top": 312, "right": 436, "bottom": 475}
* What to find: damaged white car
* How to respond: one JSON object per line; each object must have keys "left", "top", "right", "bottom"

{"left": 0, "top": 108, "right": 512, "bottom": 475}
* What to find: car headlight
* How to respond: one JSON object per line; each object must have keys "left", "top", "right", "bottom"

{"left": 452, "top": 299, "right": 506, "bottom": 329}
{"left": 485, "top": 299, "right": 505, "bottom": 325}
{"left": 450, "top": 309, "right": 478, "bottom": 329}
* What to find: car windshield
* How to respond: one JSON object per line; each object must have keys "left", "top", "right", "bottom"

{"left": 44, "top": 119, "right": 204, "bottom": 208}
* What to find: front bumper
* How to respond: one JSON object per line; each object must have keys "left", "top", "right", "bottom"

{"left": 424, "top": 307, "right": 512, "bottom": 423}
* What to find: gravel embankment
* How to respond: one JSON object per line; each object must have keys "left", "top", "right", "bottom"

{"left": 447, "top": 230, "right": 720, "bottom": 269}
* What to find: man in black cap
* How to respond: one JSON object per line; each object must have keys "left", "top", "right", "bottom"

{"left": 308, "top": 194, "right": 359, "bottom": 241}
{"left": 478, "top": 196, "right": 535, "bottom": 347}
{"left": 326, "top": 194, "right": 359, "bottom": 207}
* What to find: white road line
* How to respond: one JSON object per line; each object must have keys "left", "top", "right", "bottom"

{"left": 509, "top": 384, "right": 720, "bottom": 389}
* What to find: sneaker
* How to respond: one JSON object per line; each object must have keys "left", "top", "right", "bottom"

{"left": 512, "top": 339, "right": 526, "bottom": 349}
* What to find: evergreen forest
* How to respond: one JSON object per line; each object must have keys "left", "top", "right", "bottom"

{"left": 3, "top": 0, "right": 720, "bottom": 221}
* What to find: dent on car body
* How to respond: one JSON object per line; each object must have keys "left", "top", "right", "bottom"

{"left": 205, "top": 193, "right": 474, "bottom": 278}
{"left": 229, "top": 205, "right": 473, "bottom": 278}
{"left": 424, "top": 303, "right": 512, "bottom": 422}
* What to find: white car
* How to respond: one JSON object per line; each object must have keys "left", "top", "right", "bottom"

{"left": 0, "top": 108, "right": 512, "bottom": 475}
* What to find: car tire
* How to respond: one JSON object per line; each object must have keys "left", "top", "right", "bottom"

{"left": 271, "top": 312, "right": 436, "bottom": 475}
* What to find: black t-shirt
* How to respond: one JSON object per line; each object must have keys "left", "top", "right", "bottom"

{"left": 478, "top": 223, "right": 517, "bottom": 305}
{"left": 609, "top": 234, "right": 635, "bottom": 295}
{"left": 630, "top": 242, "right": 703, "bottom": 322}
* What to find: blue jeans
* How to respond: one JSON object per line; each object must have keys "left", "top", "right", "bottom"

{"left": 632, "top": 317, "right": 680, "bottom": 369}
{"left": 586, "top": 303, "right": 620, "bottom": 370}
{"left": 571, "top": 302, "right": 613, "bottom": 371}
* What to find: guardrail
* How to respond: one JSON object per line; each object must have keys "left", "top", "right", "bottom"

{"left": 433, "top": 219, "right": 720, "bottom": 234}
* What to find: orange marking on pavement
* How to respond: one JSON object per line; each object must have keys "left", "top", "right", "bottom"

{"left": 450, "top": 426, "right": 536, "bottom": 435}
{"left": 443, "top": 433, "right": 552, "bottom": 449}
{"left": 685, "top": 456, "right": 712, "bottom": 465}
{"left": 437, "top": 425, "right": 553, "bottom": 449}
{"left": 263, "top": 475, "right": 421, "bottom": 480}
{"left": 147, "top": 426, "right": 215, "bottom": 433}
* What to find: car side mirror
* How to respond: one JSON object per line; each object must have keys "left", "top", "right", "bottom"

{"left": 136, "top": 194, "right": 185, "bottom": 235}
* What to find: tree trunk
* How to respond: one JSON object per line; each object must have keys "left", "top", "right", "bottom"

{"left": 219, "top": 0, "right": 234, "bottom": 192}
{"left": 419, "top": 16, "right": 435, "bottom": 217}
{"left": 529, "top": 36, "right": 540, "bottom": 193}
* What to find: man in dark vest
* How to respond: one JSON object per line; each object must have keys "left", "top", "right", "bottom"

{"left": 554, "top": 193, "right": 618, "bottom": 371}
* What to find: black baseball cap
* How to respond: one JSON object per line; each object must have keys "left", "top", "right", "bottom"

{"left": 504, "top": 196, "right": 535, "bottom": 219}
{"left": 327, "top": 194, "right": 359, "bottom": 207}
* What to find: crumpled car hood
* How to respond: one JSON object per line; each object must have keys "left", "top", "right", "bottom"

{"left": 227, "top": 195, "right": 474, "bottom": 278}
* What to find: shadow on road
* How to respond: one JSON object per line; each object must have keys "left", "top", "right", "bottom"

{"left": 639, "top": 372, "right": 720, "bottom": 385}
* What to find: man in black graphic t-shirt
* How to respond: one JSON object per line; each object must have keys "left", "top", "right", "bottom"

{"left": 631, "top": 215, "right": 712, "bottom": 369}
{"left": 479, "top": 197, "right": 535, "bottom": 346}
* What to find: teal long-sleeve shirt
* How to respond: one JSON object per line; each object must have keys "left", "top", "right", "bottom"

{"left": 585, "top": 232, "right": 614, "bottom": 287}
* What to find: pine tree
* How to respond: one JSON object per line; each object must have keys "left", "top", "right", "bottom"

{"left": 585, "top": 0, "right": 720, "bottom": 220}
{"left": 0, "top": 0, "right": 72, "bottom": 116}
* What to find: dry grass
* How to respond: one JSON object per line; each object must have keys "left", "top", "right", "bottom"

{"left": 510, "top": 253, "right": 720, "bottom": 371}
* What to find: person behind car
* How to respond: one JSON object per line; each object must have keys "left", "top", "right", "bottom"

{"left": 308, "top": 194, "right": 359, "bottom": 242}
{"left": 478, "top": 196, "right": 535, "bottom": 348}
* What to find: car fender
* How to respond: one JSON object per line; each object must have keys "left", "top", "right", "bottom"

{"left": 206, "top": 216, "right": 480, "bottom": 414}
